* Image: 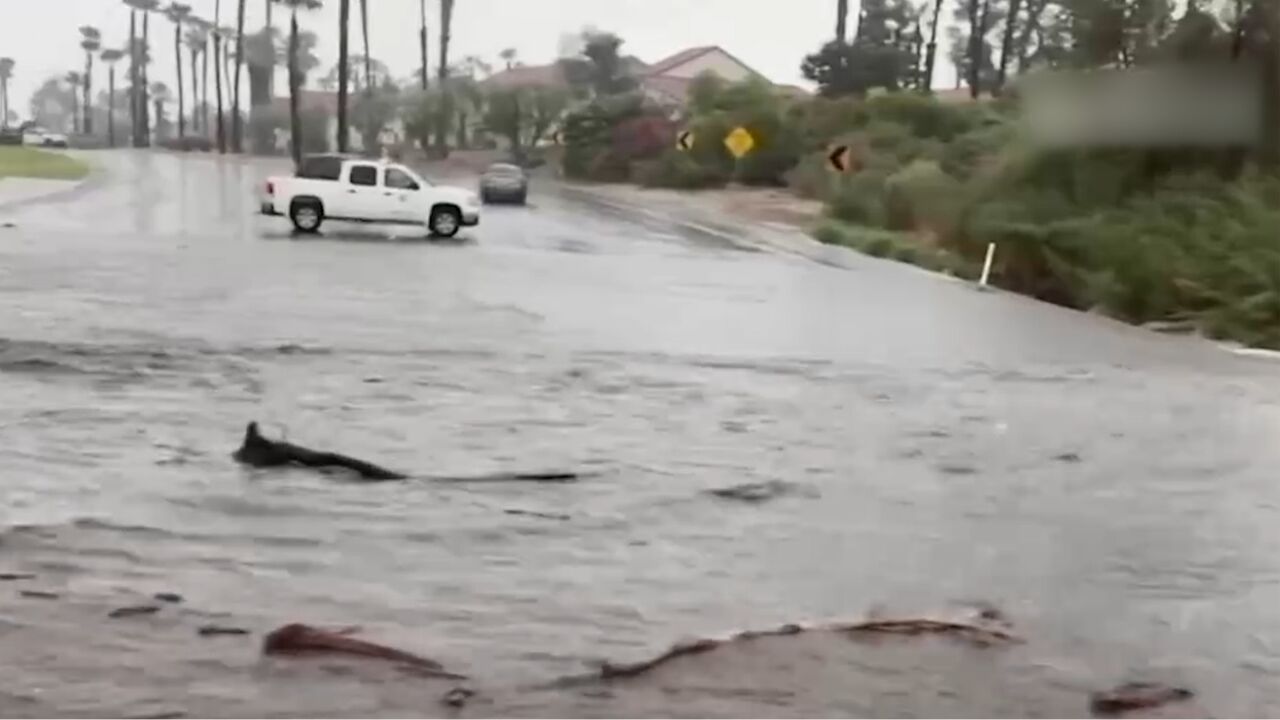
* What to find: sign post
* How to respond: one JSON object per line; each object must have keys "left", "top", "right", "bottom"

{"left": 723, "top": 126, "right": 756, "bottom": 182}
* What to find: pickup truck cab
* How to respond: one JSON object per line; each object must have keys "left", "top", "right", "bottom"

{"left": 260, "top": 154, "right": 481, "bottom": 237}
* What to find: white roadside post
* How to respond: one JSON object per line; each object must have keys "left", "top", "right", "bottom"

{"left": 979, "top": 242, "right": 996, "bottom": 288}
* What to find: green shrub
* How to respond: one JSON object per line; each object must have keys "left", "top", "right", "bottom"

{"left": 883, "top": 160, "right": 964, "bottom": 234}
{"left": 862, "top": 93, "right": 978, "bottom": 141}
{"left": 633, "top": 150, "right": 729, "bottom": 189}
{"left": 827, "top": 170, "right": 889, "bottom": 226}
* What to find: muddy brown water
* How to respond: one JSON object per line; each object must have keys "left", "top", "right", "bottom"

{"left": 1, "top": 152, "right": 1279, "bottom": 717}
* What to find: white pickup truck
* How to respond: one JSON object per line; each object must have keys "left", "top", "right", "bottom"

{"left": 260, "top": 154, "right": 481, "bottom": 237}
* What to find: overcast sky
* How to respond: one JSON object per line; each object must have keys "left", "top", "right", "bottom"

{"left": 2, "top": 0, "right": 961, "bottom": 119}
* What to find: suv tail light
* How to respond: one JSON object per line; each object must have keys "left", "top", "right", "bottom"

{"left": 266, "top": 181, "right": 275, "bottom": 195}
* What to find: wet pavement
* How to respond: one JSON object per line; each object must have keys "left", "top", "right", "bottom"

{"left": 3, "top": 150, "right": 1280, "bottom": 717}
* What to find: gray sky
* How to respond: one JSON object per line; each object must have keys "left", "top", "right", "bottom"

{"left": 3, "top": 0, "right": 960, "bottom": 119}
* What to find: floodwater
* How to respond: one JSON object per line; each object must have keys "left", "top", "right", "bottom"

{"left": 2, "top": 151, "right": 1280, "bottom": 717}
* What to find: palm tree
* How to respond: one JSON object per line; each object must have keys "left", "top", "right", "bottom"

{"left": 359, "top": 0, "right": 372, "bottom": 97}
{"left": 418, "top": 0, "right": 428, "bottom": 90}
{"left": 65, "top": 72, "right": 83, "bottom": 134}
{"left": 435, "top": 0, "right": 455, "bottom": 155}
{"left": 212, "top": 0, "right": 225, "bottom": 152}
{"left": 124, "top": 0, "right": 160, "bottom": 145}
{"left": 499, "top": 48, "right": 516, "bottom": 70}
{"left": 0, "top": 58, "right": 14, "bottom": 129}
{"left": 231, "top": 0, "right": 247, "bottom": 151}
{"left": 272, "top": 0, "right": 323, "bottom": 167}
{"left": 336, "top": 0, "right": 350, "bottom": 152}
{"left": 80, "top": 27, "right": 102, "bottom": 135}
{"left": 836, "top": 0, "right": 849, "bottom": 43}
{"left": 164, "top": 4, "right": 191, "bottom": 140}
{"left": 100, "top": 49, "right": 125, "bottom": 145}
{"left": 184, "top": 22, "right": 207, "bottom": 133}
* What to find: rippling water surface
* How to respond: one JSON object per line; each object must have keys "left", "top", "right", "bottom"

{"left": 2, "top": 153, "right": 1280, "bottom": 717}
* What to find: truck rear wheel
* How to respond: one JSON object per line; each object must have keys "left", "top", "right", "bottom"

{"left": 290, "top": 200, "right": 324, "bottom": 234}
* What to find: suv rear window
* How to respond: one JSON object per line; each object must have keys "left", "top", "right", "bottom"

{"left": 297, "top": 156, "right": 344, "bottom": 180}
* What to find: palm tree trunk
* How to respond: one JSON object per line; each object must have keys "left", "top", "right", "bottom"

{"left": 435, "top": 0, "right": 453, "bottom": 155}
{"left": 264, "top": 0, "right": 274, "bottom": 98}
{"left": 175, "top": 23, "right": 186, "bottom": 139}
{"left": 129, "top": 11, "right": 139, "bottom": 146}
{"left": 289, "top": 9, "right": 302, "bottom": 168}
{"left": 337, "top": 0, "right": 350, "bottom": 152}
{"left": 360, "top": 0, "right": 372, "bottom": 95}
{"left": 836, "top": 0, "right": 849, "bottom": 43}
{"left": 69, "top": 82, "right": 79, "bottom": 135}
{"left": 419, "top": 0, "right": 428, "bottom": 90}
{"left": 924, "top": 0, "right": 944, "bottom": 92}
{"left": 107, "top": 65, "right": 116, "bottom": 146}
{"left": 190, "top": 48, "right": 200, "bottom": 133}
{"left": 141, "top": 10, "right": 151, "bottom": 146}
{"left": 995, "top": 0, "right": 1022, "bottom": 91}
{"left": 214, "top": 33, "right": 225, "bottom": 152}
{"left": 232, "top": 0, "right": 246, "bottom": 152}
{"left": 201, "top": 39, "right": 210, "bottom": 135}
{"left": 83, "top": 53, "right": 94, "bottom": 135}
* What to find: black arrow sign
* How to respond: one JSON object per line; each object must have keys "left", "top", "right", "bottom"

{"left": 677, "top": 131, "right": 694, "bottom": 152}
{"left": 827, "top": 145, "right": 852, "bottom": 173}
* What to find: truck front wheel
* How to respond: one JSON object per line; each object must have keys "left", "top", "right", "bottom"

{"left": 290, "top": 200, "right": 324, "bottom": 234}
{"left": 429, "top": 205, "right": 462, "bottom": 238}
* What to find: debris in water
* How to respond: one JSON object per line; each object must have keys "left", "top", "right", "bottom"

{"left": 263, "top": 623, "right": 464, "bottom": 678}
{"left": 441, "top": 686, "right": 475, "bottom": 707}
{"left": 0, "top": 573, "right": 36, "bottom": 581}
{"left": 1055, "top": 452, "right": 1083, "bottom": 463}
{"left": 109, "top": 605, "right": 161, "bottom": 619}
{"left": 198, "top": 625, "right": 250, "bottom": 637}
{"left": 232, "top": 421, "right": 408, "bottom": 481}
{"left": 504, "top": 508, "right": 571, "bottom": 521}
{"left": 19, "top": 590, "right": 59, "bottom": 600}
{"left": 1090, "top": 682, "right": 1194, "bottom": 716}
{"left": 706, "top": 479, "right": 814, "bottom": 503}
{"left": 937, "top": 463, "right": 978, "bottom": 476}
{"left": 154, "top": 592, "right": 184, "bottom": 604}
{"left": 591, "top": 607, "right": 1020, "bottom": 682}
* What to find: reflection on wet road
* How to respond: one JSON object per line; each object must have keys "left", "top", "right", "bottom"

{"left": 2, "top": 151, "right": 1280, "bottom": 717}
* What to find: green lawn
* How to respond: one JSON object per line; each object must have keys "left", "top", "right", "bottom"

{"left": 0, "top": 146, "right": 90, "bottom": 181}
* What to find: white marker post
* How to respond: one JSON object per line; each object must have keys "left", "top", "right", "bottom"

{"left": 979, "top": 242, "right": 996, "bottom": 288}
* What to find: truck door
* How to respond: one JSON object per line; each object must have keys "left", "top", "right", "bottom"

{"left": 383, "top": 166, "right": 424, "bottom": 223}
{"left": 334, "top": 163, "right": 385, "bottom": 220}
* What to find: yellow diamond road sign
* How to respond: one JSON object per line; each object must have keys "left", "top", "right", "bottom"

{"left": 723, "top": 126, "right": 755, "bottom": 159}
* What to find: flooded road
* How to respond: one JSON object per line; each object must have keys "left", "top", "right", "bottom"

{"left": 2, "top": 151, "right": 1280, "bottom": 717}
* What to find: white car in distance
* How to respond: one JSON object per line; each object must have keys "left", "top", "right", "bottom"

{"left": 260, "top": 154, "right": 481, "bottom": 237}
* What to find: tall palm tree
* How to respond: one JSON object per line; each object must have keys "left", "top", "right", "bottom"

{"left": 124, "top": 0, "right": 160, "bottom": 145}
{"left": 184, "top": 22, "right": 207, "bottom": 133}
{"left": 499, "top": 48, "right": 516, "bottom": 70}
{"left": 336, "top": 0, "right": 350, "bottom": 152}
{"left": 100, "top": 49, "right": 125, "bottom": 145}
{"left": 264, "top": 0, "right": 275, "bottom": 98}
{"left": 212, "top": 0, "right": 225, "bottom": 152}
{"left": 164, "top": 4, "right": 191, "bottom": 140}
{"left": 272, "top": 0, "right": 322, "bottom": 167}
{"left": 836, "top": 0, "right": 849, "bottom": 43}
{"left": 435, "top": 0, "right": 455, "bottom": 154}
{"left": 231, "top": 0, "right": 248, "bottom": 151}
{"left": 65, "top": 72, "right": 83, "bottom": 133}
{"left": 0, "top": 58, "right": 14, "bottom": 129}
{"left": 359, "top": 0, "right": 371, "bottom": 98}
{"left": 140, "top": 0, "right": 159, "bottom": 145}
{"left": 418, "top": 0, "right": 428, "bottom": 90}
{"left": 79, "top": 27, "right": 102, "bottom": 135}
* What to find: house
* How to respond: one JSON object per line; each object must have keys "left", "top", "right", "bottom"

{"left": 481, "top": 45, "right": 808, "bottom": 107}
